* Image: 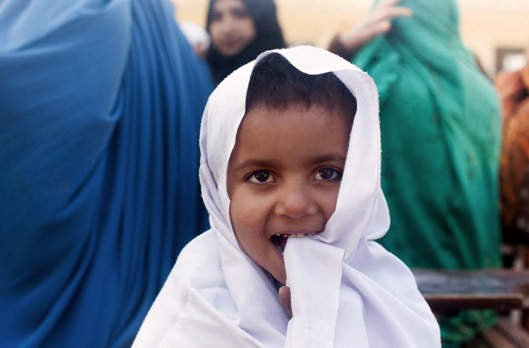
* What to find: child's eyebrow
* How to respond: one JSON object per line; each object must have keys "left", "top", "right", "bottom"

{"left": 310, "top": 153, "right": 347, "bottom": 165}
{"left": 233, "top": 159, "right": 276, "bottom": 172}
{"left": 233, "top": 154, "right": 347, "bottom": 172}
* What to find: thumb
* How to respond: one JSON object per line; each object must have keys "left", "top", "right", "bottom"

{"left": 278, "top": 285, "right": 292, "bottom": 317}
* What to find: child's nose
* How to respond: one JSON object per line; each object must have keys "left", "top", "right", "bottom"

{"left": 274, "top": 184, "right": 317, "bottom": 219}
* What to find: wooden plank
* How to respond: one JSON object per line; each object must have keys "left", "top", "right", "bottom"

{"left": 413, "top": 269, "right": 529, "bottom": 297}
{"left": 480, "top": 327, "right": 517, "bottom": 348}
{"left": 424, "top": 294, "right": 523, "bottom": 312}
{"left": 495, "top": 317, "right": 529, "bottom": 347}
{"left": 412, "top": 269, "right": 529, "bottom": 311}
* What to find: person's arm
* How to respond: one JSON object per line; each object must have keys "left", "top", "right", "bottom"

{"left": 328, "top": 0, "right": 412, "bottom": 60}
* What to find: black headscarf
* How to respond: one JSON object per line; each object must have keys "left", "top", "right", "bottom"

{"left": 206, "top": 0, "right": 286, "bottom": 84}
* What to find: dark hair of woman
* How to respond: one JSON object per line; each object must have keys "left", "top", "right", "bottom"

{"left": 206, "top": 0, "right": 286, "bottom": 84}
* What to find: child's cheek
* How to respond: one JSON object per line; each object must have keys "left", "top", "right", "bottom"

{"left": 319, "top": 184, "right": 341, "bottom": 220}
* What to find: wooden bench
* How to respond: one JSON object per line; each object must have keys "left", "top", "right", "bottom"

{"left": 412, "top": 269, "right": 529, "bottom": 312}
{"left": 468, "top": 318, "right": 529, "bottom": 348}
{"left": 502, "top": 227, "right": 529, "bottom": 329}
{"left": 412, "top": 269, "right": 529, "bottom": 347}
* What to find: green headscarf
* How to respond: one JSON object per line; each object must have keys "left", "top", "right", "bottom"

{"left": 353, "top": 0, "right": 501, "bottom": 345}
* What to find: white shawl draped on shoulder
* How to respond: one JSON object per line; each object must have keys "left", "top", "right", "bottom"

{"left": 133, "top": 46, "right": 441, "bottom": 347}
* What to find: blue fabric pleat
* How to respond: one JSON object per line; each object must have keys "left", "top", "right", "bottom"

{"left": 0, "top": 0, "right": 213, "bottom": 346}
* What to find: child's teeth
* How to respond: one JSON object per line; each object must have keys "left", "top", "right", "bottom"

{"left": 285, "top": 233, "right": 316, "bottom": 238}
{"left": 275, "top": 232, "right": 317, "bottom": 239}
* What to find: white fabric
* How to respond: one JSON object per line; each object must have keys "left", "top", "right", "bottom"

{"left": 133, "top": 46, "right": 441, "bottom": 347}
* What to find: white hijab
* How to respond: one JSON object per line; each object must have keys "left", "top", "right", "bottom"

{"left": 133, "top": 46, "right": 440, "bottom": 347}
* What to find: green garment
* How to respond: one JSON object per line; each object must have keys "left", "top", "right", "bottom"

{"left": 353, "top": 0, "right": 501, "bottom": 345}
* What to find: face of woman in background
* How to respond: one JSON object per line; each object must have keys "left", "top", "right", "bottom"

{"left": 209, "top": 0, "right": 257, "bottom": 57}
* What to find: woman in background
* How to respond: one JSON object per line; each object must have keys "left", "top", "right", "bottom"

{"left": 330, "top": 0, "right": 502, "bottom": 346}
{"left": 497, "top": 47, "right": 529, "bottom": 258}
{"left": 206, "top": 0, "right": 285, "bottom": 84}
{"left": 0, "top": 0, "right": 212, "bottom": 346}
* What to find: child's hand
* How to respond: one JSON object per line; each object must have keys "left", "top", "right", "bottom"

{"left": 279, "top": 285, "right": 292, "bottom": 317}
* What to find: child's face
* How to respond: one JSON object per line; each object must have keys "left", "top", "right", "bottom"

{"left": 227, "top": 102, "right": 350, "bottom": 284}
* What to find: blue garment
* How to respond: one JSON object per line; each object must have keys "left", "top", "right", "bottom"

{"left": 0, "top": 0, "right": 212, "bottom": 346}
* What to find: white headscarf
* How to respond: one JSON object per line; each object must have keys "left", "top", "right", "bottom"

{"left": 133, "top": 46, "right": 440, "bottom": 347}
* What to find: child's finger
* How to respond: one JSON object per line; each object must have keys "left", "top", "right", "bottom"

{"left": 278, "top": 286, "right": 292, "bottom": 317}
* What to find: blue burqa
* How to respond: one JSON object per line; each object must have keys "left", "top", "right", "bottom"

{"left": 0, "top": 0, "right": 212, "bottom": 346}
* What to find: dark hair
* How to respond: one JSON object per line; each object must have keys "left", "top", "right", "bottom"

{"left": 245, "top": 53, "right": 357, "bottom": 123}
{"left": 206, "top": 0, "right": 285, "bottom": 85}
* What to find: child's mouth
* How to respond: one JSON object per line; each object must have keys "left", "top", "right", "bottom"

{"left": 271, "top": 232, "right": 318, "bottom": 254}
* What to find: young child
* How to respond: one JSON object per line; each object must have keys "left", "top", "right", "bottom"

{"left": 133, "top": 46, "right": 440, "bottom": 347}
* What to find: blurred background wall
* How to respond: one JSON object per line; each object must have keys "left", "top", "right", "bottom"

{"left": 172, "top": 0, "right": 529, "bottom": 77}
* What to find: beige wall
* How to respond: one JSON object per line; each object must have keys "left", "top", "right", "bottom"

{"left": 173, "top": 0, "right": 529, "bottom": 76}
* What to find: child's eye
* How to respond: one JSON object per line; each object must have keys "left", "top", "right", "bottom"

{"left": 247, "top": 170, "right": 275, "bottom": 184}
{"left": 315, "top": 167, "right": 342, "bottom": 181}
